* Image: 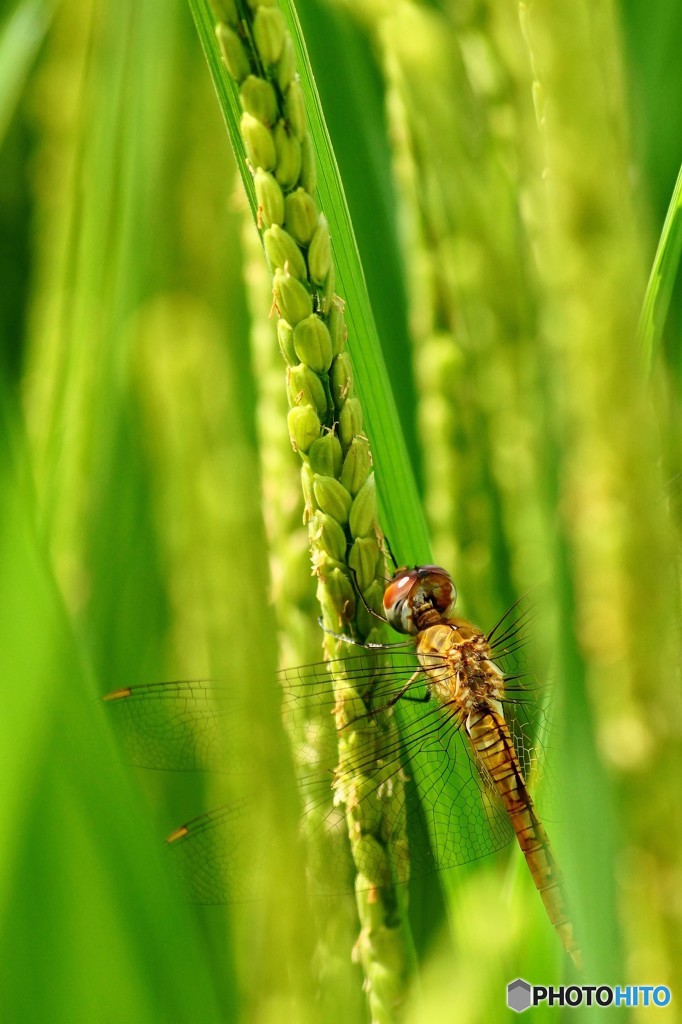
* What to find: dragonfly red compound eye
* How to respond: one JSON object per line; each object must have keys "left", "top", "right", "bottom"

{"left": 383, "top": 565, "right": 457, "bottom": 634}
{"left": 383, "top": 567, "right": 420, "bottom": 633}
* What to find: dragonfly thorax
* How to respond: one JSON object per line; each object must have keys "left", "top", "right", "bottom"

{"left": 383, "top": 565, "right": 457, "bottom": 634}
{"left": 416, "top": 622, "right": 506, "bottom": 708}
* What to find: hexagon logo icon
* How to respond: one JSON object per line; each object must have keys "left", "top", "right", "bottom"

{"left": 507, "top": 978, "right": 532, "bottom": 1013}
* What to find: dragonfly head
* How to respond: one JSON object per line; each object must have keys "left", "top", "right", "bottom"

{"left": 383, "top": 565, "right": 457, "bottom": 634}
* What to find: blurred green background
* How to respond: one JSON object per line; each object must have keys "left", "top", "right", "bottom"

{"left": 0, "top": 0, "right": 680, "bottom": 1021}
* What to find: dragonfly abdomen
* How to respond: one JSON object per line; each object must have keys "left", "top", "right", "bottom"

{"left": 467, "top": 705, "right": 582, "bottom": 969}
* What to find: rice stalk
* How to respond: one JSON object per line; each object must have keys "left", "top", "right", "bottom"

{"left": 207, "top": 1, "right": 411, "bottom": 1017}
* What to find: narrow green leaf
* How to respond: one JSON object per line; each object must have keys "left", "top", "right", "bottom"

{"left": 294, "top": 0, "right": 423, "bottom": 489}
{"left": 0, "top": 0, "right": 56, "bottom": 146}
{"left": 640, "top": 159, "right": 682, "bottom": 369}
{"left": 0, "top": 394, "right": 225, "bottom": 1024}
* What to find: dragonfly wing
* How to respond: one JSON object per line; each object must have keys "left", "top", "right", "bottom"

{"left": 163, "top": 697, "right": 517, "bottom": 904}
{"left": 166, "top": 803, "right": 263, "bottom": 904}
{"left": 486, "top": 591, "right": 556, "bottom": 811}
{"left": 103, "top": 636, "right": 550, "bottom": 899}
{"left": 165, "top": 796, "right": 358, "bottom": 905}
{"left": 391, "top": 696, "right": 515, "bottom": 878}
{"left": 282, "top": 663, "right": 519, "bottom": 889}
{"left": 103, "top": 680, "right": 238, "bottom": 773}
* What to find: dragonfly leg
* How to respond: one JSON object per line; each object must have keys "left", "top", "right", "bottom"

{"left": 316, "top": 618, "right": 413, "bottom": 650}
{"left": 387, "top": 670, "right": 428, "bottom": 707}
{"left": 349, "top": 564, "right": 389, "bottom": 627}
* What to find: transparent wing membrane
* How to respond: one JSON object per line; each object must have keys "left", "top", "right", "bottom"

{"left": 104, "top": 598, "right": 551, "bottom": 903}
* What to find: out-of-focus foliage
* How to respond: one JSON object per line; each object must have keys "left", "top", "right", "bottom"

{"left": 0, "top": 0, "right": 679, "bottom": 1021}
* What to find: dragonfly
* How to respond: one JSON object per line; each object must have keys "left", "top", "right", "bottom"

{"left": 103, "top": 563, "right": 581, "bottom": 968}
